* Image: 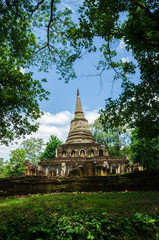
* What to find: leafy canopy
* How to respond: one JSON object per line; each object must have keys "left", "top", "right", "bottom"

{"left": 0, "top": 0, "right": 50, "bottom": 145}
{"left": 1, "top": 0, "right": 158, "bottom": 144}
{"left": 70, "top": 0, "right": 159, "bottom": 139}
{"left": 0, "top": 0, "right": 78, "bottom": 145}
{"left": 130, "top": 129, "right": 159, "bottom": 170}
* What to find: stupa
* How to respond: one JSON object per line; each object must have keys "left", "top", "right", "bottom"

{"left": 25, "top": 89, "right": 134, "bottom": 177}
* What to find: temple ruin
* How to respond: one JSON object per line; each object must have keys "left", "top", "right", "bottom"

{"left": 25, "top": 89, "right": 143, "bottom": 177}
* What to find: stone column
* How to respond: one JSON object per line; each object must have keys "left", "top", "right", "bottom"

{"left": 46, "top": 167, "right": 48, "bottom": 176}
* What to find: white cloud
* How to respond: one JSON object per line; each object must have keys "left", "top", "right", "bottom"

{"left": 0, "top": 142, "right": 20, "bottom": 162}
{"left": 20, "top": 68, "right": 25, "bottom": 74}
{"left": 85, "top": 110, "right": 99, "bottom": 123}
{"left": 117, "top": 39, "right": 126, "bottom": 52}
{"left": 0, "top": 109, "right": 99, "bottom": 161}
{"left": 61, "top": 2, "right": 74, "bottom": 11}
{"left": 39, "top": 111, "right": 73, "bottom": 125}
{"left": 121, "top": 57, "right": 130, "bottom": 63}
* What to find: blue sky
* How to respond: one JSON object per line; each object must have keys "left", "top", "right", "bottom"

{"left": 0, "top": 2, "right": 138, "bottom": 161}
{"left": 34, "top": 38, "right": 131, "bottom": 113}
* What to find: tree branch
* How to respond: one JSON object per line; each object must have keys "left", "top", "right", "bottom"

{"left": 29, "top": 0, "right": 45, "bottom": 16}
{"left": 136, "top": 1, "right": 153, "bottom": 18}
{"left": 136, "top": 34, "right": 159, "bottom": 47}
{"left": 107, "top": 37, "right": 125, "bottom": 78}
{"left": 35, "top": 44, "right": 48, "bottom": 54}
{"left": 144, "top": 40, "right": 159, "bottom": 47}
{"left": 130, "top": 0, "right": 153, "bottom": 18}
{"left": 47, "top": 0, "right": 55, "bottom": 46}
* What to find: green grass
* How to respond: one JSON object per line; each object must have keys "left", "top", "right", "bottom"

{"left": 0, "top": 192, "right": 159, "bottom": 240}
{"left": 1, "top": 192, "right": 158, "bottom": 217}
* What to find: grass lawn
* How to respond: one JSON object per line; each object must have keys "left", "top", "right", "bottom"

{"left": 0, "top": 192, "right": 159, "bottom": 239}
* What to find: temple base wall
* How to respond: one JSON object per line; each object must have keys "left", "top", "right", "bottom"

{"left": 0, "top": 171, "right": 158, "bottom": 197}
{"left": 25, "top": 158, "right": 142, "bottom": 177}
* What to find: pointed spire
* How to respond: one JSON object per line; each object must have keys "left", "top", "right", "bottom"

{"left": 77, "top": 88, "right": 79, "bottom": 96}
{"left": 75, "top": 89, "right": 84, "bottom": 118}
{"left": 65, "top": 89, "right": 95, "bottom": 143}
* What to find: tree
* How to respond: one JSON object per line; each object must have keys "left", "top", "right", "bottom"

{"left": 0, "top": 0, "right": 50, "bottom": 145}
{"left": 40, "top": 135, "right": 62, "bottom": 160}
{"left": 90, "top": 119, "right": 131, "bottom": 159}
{"left": 130, "top": 129, "right": 159, "bottom": 170}
{"left": 5, "top": 149, "right": 26, "bottom": 177}
{"left": 0, "top": 158, "right": 5, "bottom": 178}
{"left": 21, "top": 137, "right": 44, "bottom": 164}
{"left": 0, "top": 137, "right": 44, "bottom": 177}
{"left": 90, "top": 119, "right": 111, "bottom": 148}
{"left": 69, "top": 0, "right": 159, "bottom": 139}
{"left": 99, "top": 80, "right": 159, "bottom": 140}
{"left": 0, "top": 0, "right": 74, "bottom": 145}
{"left": 0, "top": 65, "right": 49, "bottom": 145}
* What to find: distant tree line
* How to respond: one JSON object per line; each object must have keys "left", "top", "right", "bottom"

{"left": 90, "top": 119, "right": 159, "bottom": 170}
{"left": 0, "top": 135, "right": 62, "bottom": 178}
